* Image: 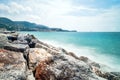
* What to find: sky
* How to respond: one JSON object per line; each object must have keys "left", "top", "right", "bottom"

{"left": 0, "top": 0, "right": 120, "bottom": 32}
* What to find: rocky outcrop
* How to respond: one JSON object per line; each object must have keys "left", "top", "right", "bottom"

{"left": 0, "top": 32, "right": 120, "bottom": 80}
{"left": 27, "top": 48, "right": 52, "bottom": 70}
{"left": 91, "top": 67, "right": 120, "bottom": 80}
{"left": 79, "top": 56, "right": 120, "bottom": 80}
{"left": 0, "top": 49, "right": 26, "bottom": 80}
{"left": 34, "top": 54, "right": 104, "bottom": 80}
{"left": 0, "top": 34, "right": 8, "bottom": 48}
{"left": 4, "top": 43, "right": 29, "bottom": 52}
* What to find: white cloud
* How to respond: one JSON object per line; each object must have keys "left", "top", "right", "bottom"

{"left": 10, "top": 2, "right": 32, "bottom": 12}
{"left": 73, "top": 6, "right": 98, "bottom": 11}
{"left": 0, "top": 2, "right": 32, "bottom": 14}
{"left": 72, "top": 5, "right": 120, "bottom": 31}
{"left": 0, "top": 4, "right": 10, "bottom": 12}
{"left": 0, "top": 0, "right": 120, "bottom": 32}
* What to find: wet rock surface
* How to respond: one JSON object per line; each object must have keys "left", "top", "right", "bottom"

{"left": 0, "top": 32, "right": 120, "bottom": 80}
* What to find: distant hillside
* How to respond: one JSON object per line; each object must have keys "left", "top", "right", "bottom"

{"left": 15, "top": 21, "right": 50, "bottom": 31}
{"left": 0, "top": 17, "right": 18, "bottom": 31}
{"left": 0, "top": 17, "right": 76, "bottom": 32}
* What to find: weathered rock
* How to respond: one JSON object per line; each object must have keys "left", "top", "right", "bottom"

{"left": 68, "top": 52, "right": 79, "bottom": 60}
{"left": 12, "top": 40, "right": 28, "bottom": 44}
{"left": 17, "top": 34, "right": 30, "bottom": 44}
{"left": 0, "top": 49, "right": 26, "bottom": 80}
{"left": 35, "top": 43, "right": 60, "bottom": 55}
{"left": 17, "top": 34, "right": 28, "bottom": 41}
{"left": 27, "top": 48, "right": 52, "bottom": 70}
{"left": 1, "top": 32, "right": 120, "bottom": 80}
{"left": 92, "top": 66, "right": 120, "bottom": 80}
{"left": 7, "top": 36, "right": 17, "bottom": 42}
{"left": 59, "top": 48, "right": 68, "bottom": 54}
{"left": 0, "top": 34, "right": 8, "bottom": 48}
{"left": 18, "top": 34, "right": 35, "bottom": 43}
{"left": 35, "top": 60, "right": 54, "bottom": 80}
{"left": 29, "top": 39, "right": 39, "bottom": 48}
{"left": 17, "top": 34, "right": 38, "bottom": 48}
{"left": 4, "top": 43, "right": 29, "bottom": 52}
{"left": 79, "top": 56, "right": 89, "bottom": 62}
{"left": 26, "top": 70, "right": 35, "bottom": 80}
{"left": 79, "top": 56, "right": 100, "bottom": 68}
{"left": 35, "top": 43, "right": 43, "bottom": 48}
{"left": 34, "top": 53, "right": 105, "bottom": 80}
{"left": 0, "top": 32, "right": 19, "bottom": 48}
{"left": 79, "top": 56, "right": 120, "bottom": 80}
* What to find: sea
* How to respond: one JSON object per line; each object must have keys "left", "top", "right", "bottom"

{"left": 20, "top": 31, "right": 120, "bottom": 71}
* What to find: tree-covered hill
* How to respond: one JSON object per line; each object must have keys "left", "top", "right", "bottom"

{"left": 0, "top": 17, "right": 76, "bottom": 32}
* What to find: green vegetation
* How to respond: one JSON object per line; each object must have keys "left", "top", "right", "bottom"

{"left": 0, "top": 17, "right": 76, "bottom": 32}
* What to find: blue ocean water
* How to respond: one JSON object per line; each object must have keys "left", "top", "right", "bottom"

{"left": 20, "top": 32, "right": 120, "bottom": 71}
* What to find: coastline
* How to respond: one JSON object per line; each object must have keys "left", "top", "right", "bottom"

{"left": 20, "top": 31, "right": 120, "bottom": 72}
{"left": 0, "top": 31, "right": 120, "bottom": 80}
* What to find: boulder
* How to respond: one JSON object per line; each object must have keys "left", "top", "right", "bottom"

{"left": 92, "top": 67, "right": 120, "bottom": 80}
{"left": 0, "top": 49, "right": 26, "bottom": 80}
{"left": 79, "top": 56, "right": 120, "bottom": 80}
{"left": 26, "top": 70, "right": 35, "bottom": 80}
{"left": 34, "top": 52, "right": 104, "bottom": 80}
{"left": 7, "top": 36, "right": 17, "bottom": 42}
{"left": 17, "top": 34, "right": 28, "bottom": 41}
{"left": 18, "top": 34, "right": 36, "bottom": 43}
{"left": 68, "top": 52, "right": 79, "bottom": 60}
{"left": 1, "top": 32, "right": 120, "bottom": 80}
{"left": 27, "top": 48, "right": 52, "bottom": 70}
{"left": 4, "top": 43, "right": 29, "bottom": 52}
{"left": 0, "top": 34, "right": 8, "bottom": 48}
{"left": 35, "top": 41, "right": 62, "bottom": 55}
{"left": 12, "top": 40, "right": 28, "bottom": 44}
{"left": 29, "top": 39, "right": 39, "bottom": 48}
{"left": 17, "top": 34, "right": 38, "bottom": 48}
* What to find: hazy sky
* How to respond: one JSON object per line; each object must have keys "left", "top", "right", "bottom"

{"left": 0, "top": 0, "right": 120, "bottom": 31}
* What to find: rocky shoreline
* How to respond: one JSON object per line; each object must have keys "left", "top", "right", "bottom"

{"left": 0, "top": 32, "right": 120, "bottom": 80}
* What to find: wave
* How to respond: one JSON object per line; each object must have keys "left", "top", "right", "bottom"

{"left": 38, "top": 39, "right": 120, "bottom": 72}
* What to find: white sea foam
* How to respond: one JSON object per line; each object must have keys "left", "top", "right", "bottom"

{"left": 39, "top": 39, "right": 120, "bottom": 72}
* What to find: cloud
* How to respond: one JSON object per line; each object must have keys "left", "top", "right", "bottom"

{"left": 69, "top": 5, "right": 120, "bottom": 31}
{"left": 65, "top": 6, "right": 100, "bottom": 16}
{"left": 0, "top": 2, "right": 32, "bottom": 14}
{"left": 0, "top": 0, "right": 120, "bottom": 31}
{"left": 70, "top": 0, "right": 120, "bottom": 9}
{"left": 0, "top": 4, "right": 10, "bottom": 13}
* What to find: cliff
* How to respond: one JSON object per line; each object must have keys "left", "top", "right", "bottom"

{"left": 0, "top": 32, "right": 120, "bottom": 80}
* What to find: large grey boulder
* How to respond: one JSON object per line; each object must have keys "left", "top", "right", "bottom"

{"left": 4, "top": 43, "right": 29, "bottom": 52}
{"left": 18, "top": 34, "right": 35, "bottom": 43}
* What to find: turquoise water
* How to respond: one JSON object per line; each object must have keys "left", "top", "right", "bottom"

{"left": 20, "top": 31, "right": 120, "bottom": 71}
